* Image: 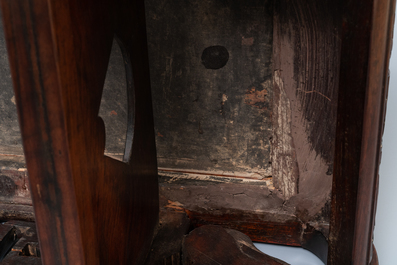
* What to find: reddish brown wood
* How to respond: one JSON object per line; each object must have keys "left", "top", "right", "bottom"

{"left": 353, "top": 0, "right": 396, "bottom": 264}
{"left": 183, "top": 225, "right": 289, "bottom": 265}
{"left": 0, "top": 169, "right": 31, "bottom": 206}
{"left": 329, "top": 0, "right": 395, "bottom": 264}
{"left": 0, "top": 204, "right": 34, "bottom": 222}
{"left": 0, "top": 0, "right": 158, "bottom": 265}
{"left": 329, "top": 0, "right": 376, "bottom": 264}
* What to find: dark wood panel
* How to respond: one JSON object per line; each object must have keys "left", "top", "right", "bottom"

{"left": 328, "top": 0, "right": 395, "bottom": 264}
{"left": 146, "top": 0, "right": 274, "bottom": 179}
{"left": 1, "top": 0, "right": 159, "bottom": 264}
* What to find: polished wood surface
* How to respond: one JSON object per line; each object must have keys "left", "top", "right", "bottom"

{"left": 0, "top": 0, "right": 158, "bottom": 264}
{"left": 353, "top": 0, "right": 396, "bottom": 263}
{"left": 329, "top": 0, "right": 395, "bottom": 264}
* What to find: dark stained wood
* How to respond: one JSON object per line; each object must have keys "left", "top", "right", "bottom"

{"left": 0, "top": 0, "right": 393, "bottom": 264}
{"left": 6, "top": 220, "right": 39, "bottom": 255}
{"left": 144, "top": 211, "right": 190, "bottom": 265}
{"left": 183, "top": 225, "right": 289, "bottom": 265}
{"left": 0, "top": 204, "right": 34, "bottom": 222}
{"left": 0, "top": 168, "right": 31, "bottom": 206}
{"left": 146, "top": 0, "right": 274, "bottom": 180}
{"left": 185, "top": 210, "right": 314, "bottom": 246}
{"left": 328, "top": 0, "right": 373, "bottom": 263}
{"left": 328, "top": 0, "right": 395, "bottom": 264}
{"left": 0, "top": 225, "right": 17, "bottom": 261}
{"left": 0, "top": 221, "right": 41, "bottom": 264}
{"left": 0, "top": 0, "right": 158, "bottom": 265}
{"left": 1, "top": 251, "right": 41, "bottom": 265}
{"left": 158, "top": 171, "right": 329, "bottom": 262}
{"left": 353, "top": 0, "right": 396, "bottom": 264}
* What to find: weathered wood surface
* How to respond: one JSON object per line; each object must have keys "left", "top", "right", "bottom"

{"left": 0, "top": 221, "right": 41, "bottom": 264}
{"left": 6, "top": 221, "right": 40, "bottom": 256}
{"left": 159, "top": 174, "right": 328, "bottom": 263}
{"left": 0, "top": 168, "right": 31, "bottom": 206}
{"left": 1, "top": 1, "right": 158, "bottom": 265}
{"left": 352, "top": 0, "right": 396, "bottom": 264}
{"left": 0, "top": 12, "right": 21, "bottom": 152}
{"left": 0, "top": 0, "right": 392, "bottom": 264}
{"left": 146, "top": 0, "right": 274, "bottom": 180}
{"left": 1, "top": 251, "right": 41, "bottom": 265}
{"left": 0, "top": 0, "right": 336, "bottom": 227}
{"left": 272, "top": 0, "right": 340, "bottom": 220}
{"left": 182, "top": 225, "right": 289, "bottom": 265}
{"left": 0, "top": 224, "right": 18, "bottom": 261}
{"left": 148, "top": 0, "right": 340, "bottom": 247}
{"left": 0, "top": 204, "right": 34, "bottom": 222}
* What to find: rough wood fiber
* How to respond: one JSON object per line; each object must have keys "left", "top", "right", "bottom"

{"left": 272, "top": 0, "right": 340, "bottom": 219}
{"left": 0, "top": 19, "right": 130, "bottom": 163}
{"left": 0, "top": 12, "right": 21, "bottom": 150}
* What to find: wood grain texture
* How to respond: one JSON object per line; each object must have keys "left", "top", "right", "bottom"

{"left": 353, "top": 0, "right": 396, "bottom": 264}
{"left": 0, "top": 0, "right": 158, "bottom": 264}
{"left": 183, "top": 225, "right": 289, "bottom": 265}
{"left": 328, "top": 0, "right": 395, "bottom": 264}
{"left": 273, "top": 0, "right": 340, "bottom": 222}
{"left": 327, "top": 0, "right": 372, "bottom": 263}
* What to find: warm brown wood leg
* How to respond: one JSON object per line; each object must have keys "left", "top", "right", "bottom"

{"left": 0, "top": 0, "right": 158, "bottom": 264}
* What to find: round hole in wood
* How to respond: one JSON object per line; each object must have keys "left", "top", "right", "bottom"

{"left": 201, "top": 45, "right": 229, "bottom": 69}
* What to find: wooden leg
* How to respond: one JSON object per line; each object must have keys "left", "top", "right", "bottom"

{"left": 0, "top": 0, "right": 158, "bottom": 264}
